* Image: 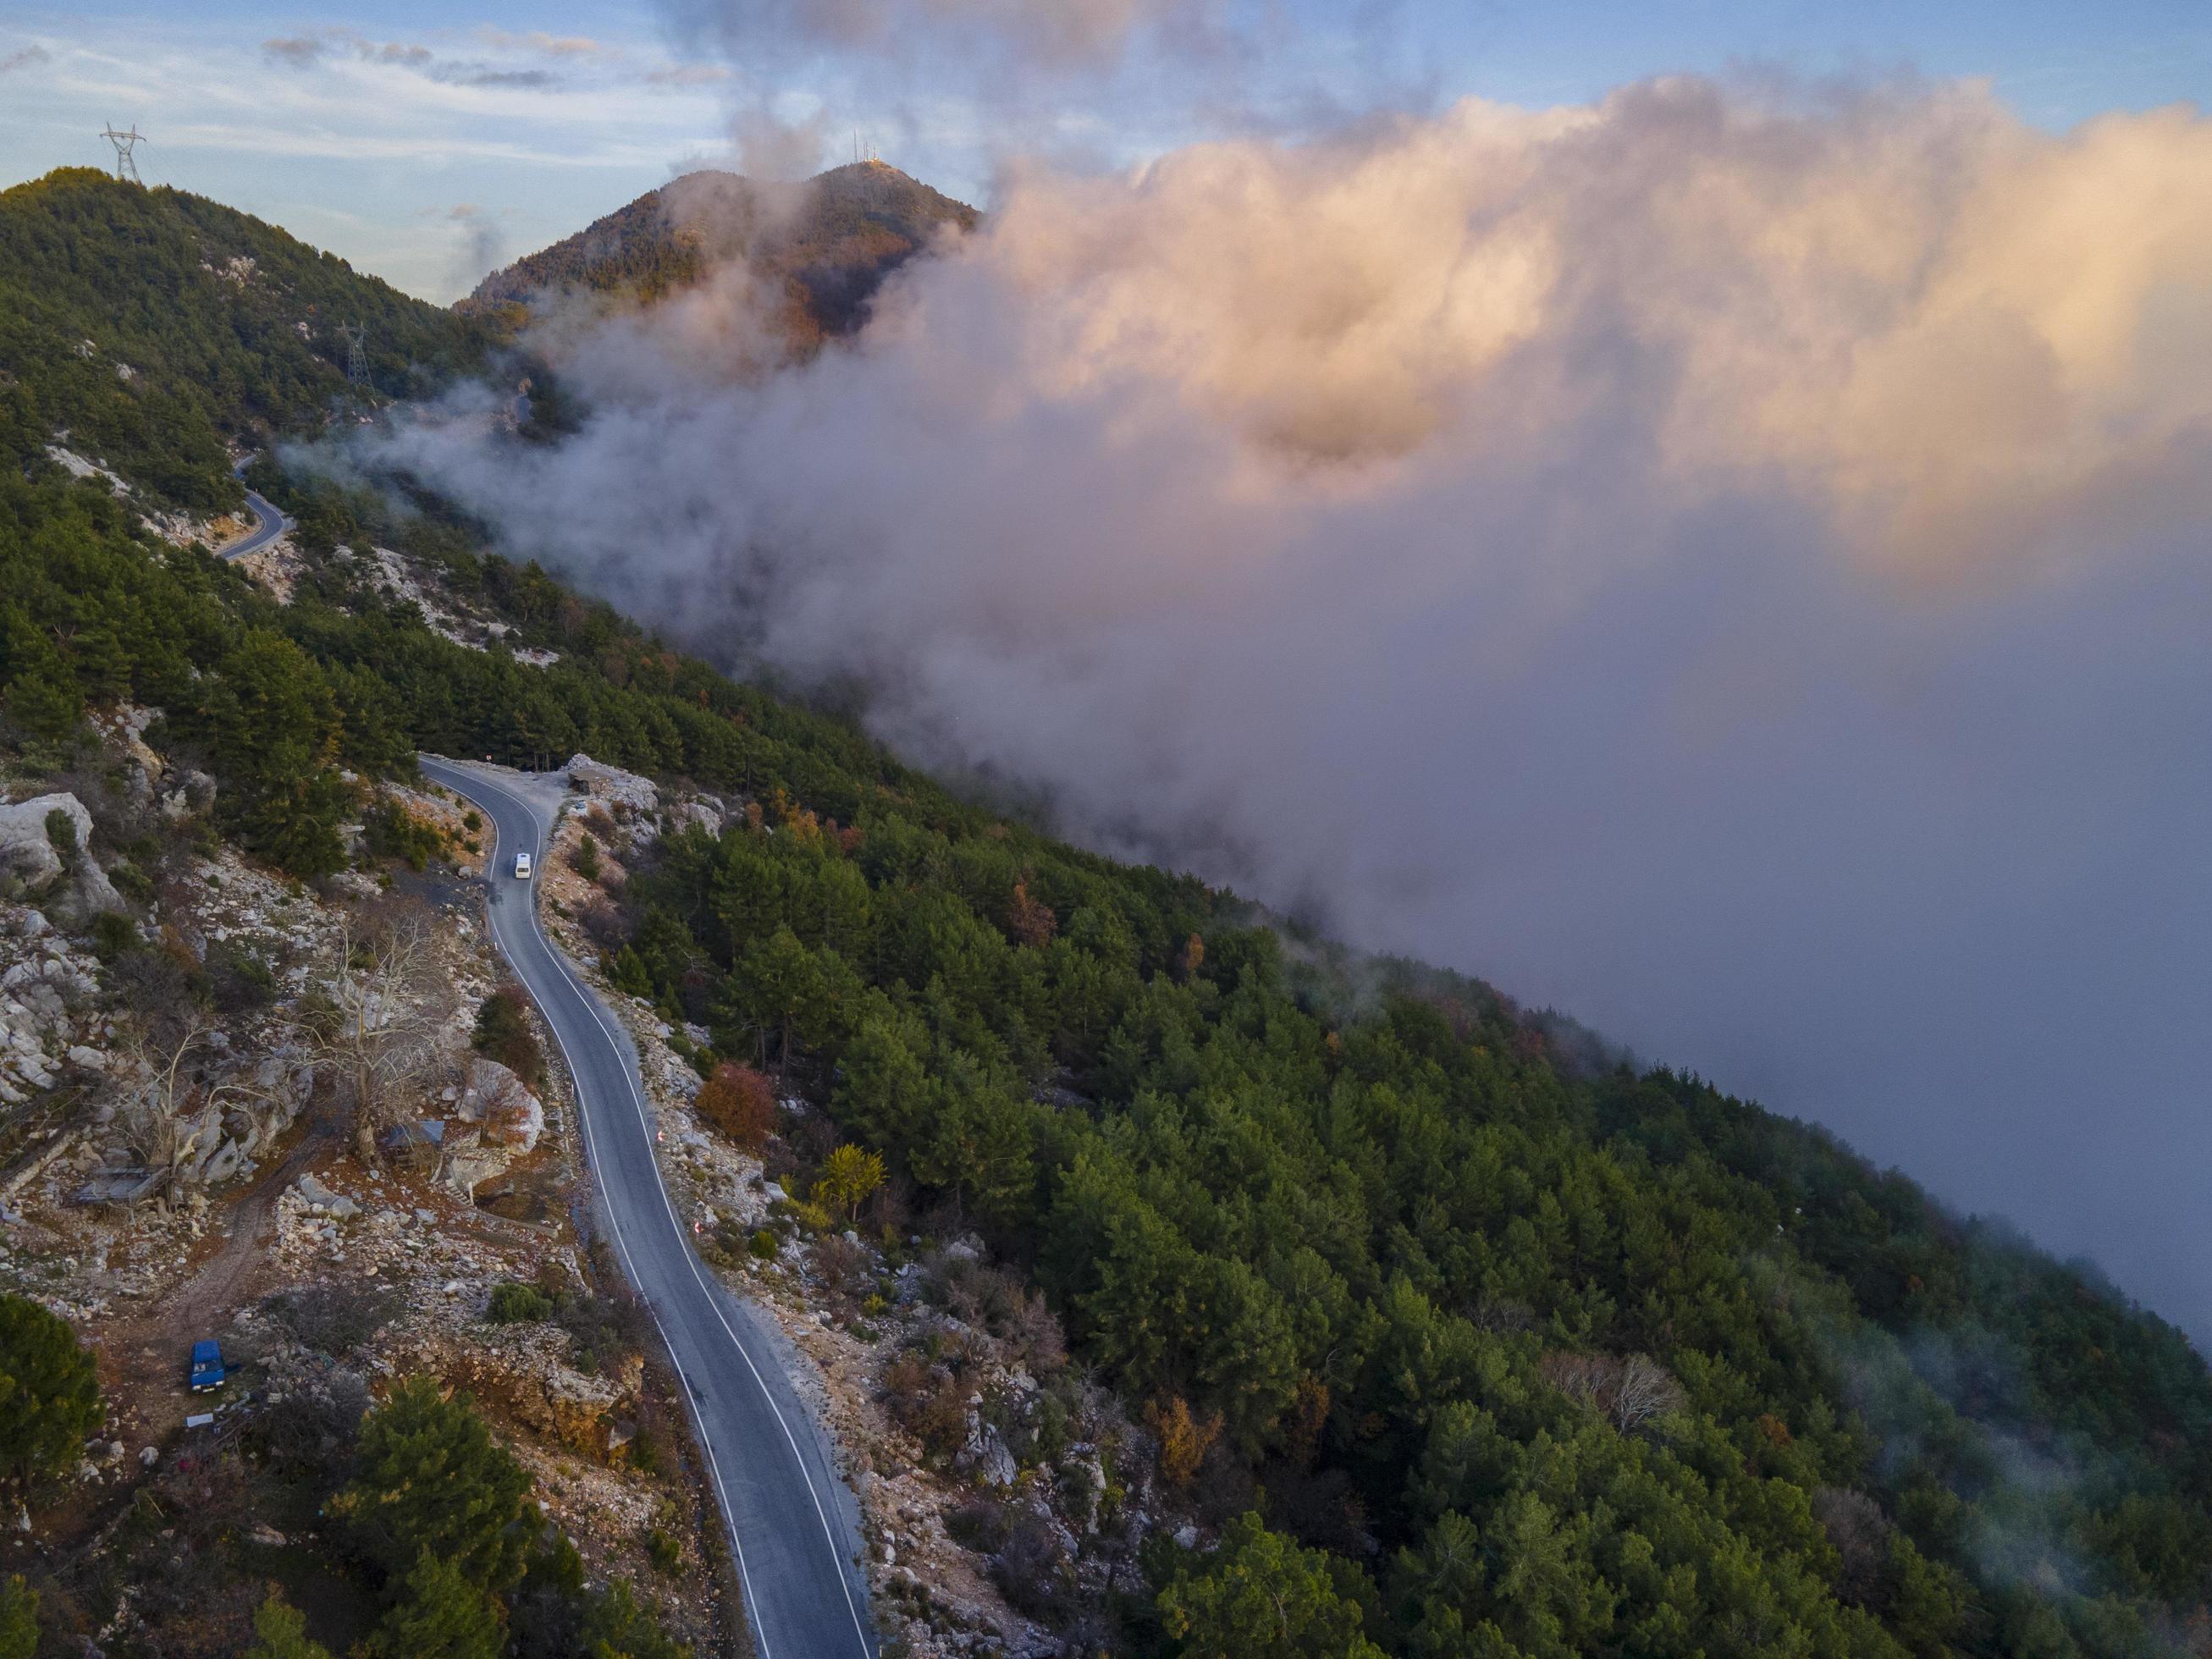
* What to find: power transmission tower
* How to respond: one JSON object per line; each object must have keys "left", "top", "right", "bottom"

{"left": 101, "top": 124, "right": 146, "bottom": 185}
{"left": 337, "top": 322, "right": 368, "bottom": 386}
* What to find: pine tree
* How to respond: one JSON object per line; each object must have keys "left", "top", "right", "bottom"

{"left": 243, "top": 1590, "right": 332, "bottom": 1659}
{"left": 333, "top": 1378, "right": 533, "bottom": 1594}
{"left": 0, "top": 1574, "right": 37, "bottom": 1659}
{"left": 361, "top": 1552, "right": 502, "bottom": 1659}
{"left": 0, "top": 1295, "right": 101, "bottom": 1485}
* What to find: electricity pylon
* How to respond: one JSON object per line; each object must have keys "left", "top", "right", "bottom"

{"left": 337, "top": 322, "right": 368, "bottom": 386}
{"left": 101, "top": 124, "right": 146, "bottom": 185}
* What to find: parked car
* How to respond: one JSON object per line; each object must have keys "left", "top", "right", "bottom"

{"left": 513, "top": 852, "right": 532, "bottom": 879}
{"left": 189, "top": 1339, "right": 225, "bottom": 1392}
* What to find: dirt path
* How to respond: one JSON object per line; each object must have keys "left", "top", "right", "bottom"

{"left": 97, "top": 1103, "right": 341, "bottom": 1447}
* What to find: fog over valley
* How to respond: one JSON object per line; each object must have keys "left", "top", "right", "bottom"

{"left": 357, "top": 78, "right": 2212, "bottom": 1337}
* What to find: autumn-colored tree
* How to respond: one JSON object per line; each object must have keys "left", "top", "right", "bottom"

{"left": 1145, "top": 1394, "right": 1222, "bottom": 1488}
{"left": 815, "top": 1144, "right": 886, "bottom": 1220}
{"left": 696, "top": 1062, "right": 776, "bottom": 1151}
{"left": 1175, "top": 931, "right": 1205, "bottom": 982}
{"left": 1007, "top": 879, "right": 1056, "bottom": 949}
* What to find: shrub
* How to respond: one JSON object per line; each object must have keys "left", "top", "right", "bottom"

{"left": 487, "top": 1282, "right": 554, "bottom": 1324}
{"left": 362, "top": 800, "right": 445, "bottom": 872}
{"left": 42, "top": 808, "right": 78, "bottom": 871}
{"left": 472, "top": 986, "right": 544, "bottom": 1090}
{"left": 695, "top": 1062, "right": 775, "bottom": 1150}
{"left": 644, "top": 1526, "right": 680, "bottom": 1574}
{"left": 749, "top": 1227, "right": 779, "bottom": 1260}
{"left": 571, "top": 835, "right": 600, "bottom": 881}
{"left": 89, "top": 910, "right": 136, "bottom": 961}
{"left": 268, "top": 1282, "right": 401, "bottom": 1357}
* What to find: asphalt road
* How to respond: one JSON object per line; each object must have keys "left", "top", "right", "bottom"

{"left": 218, "top": 460, "right": 292, "bottom": 562}
{"left": 418, "top": 755, "right": 878, "bottom": 1659}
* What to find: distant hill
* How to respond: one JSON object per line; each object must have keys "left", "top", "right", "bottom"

{"left": 461, "top": 161, "right": 979, "bottom": 345}
{"left": 0, "top": 168, "right": 490, "bottom": 510}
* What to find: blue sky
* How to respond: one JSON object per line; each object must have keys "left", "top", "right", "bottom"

{"left": 0, "top": 1, "right": 2205, "bottom": 296}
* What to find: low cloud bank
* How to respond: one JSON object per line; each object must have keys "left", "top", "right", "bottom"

{"left": 366, "top": 79, "right": 2212, "bottom": 1334}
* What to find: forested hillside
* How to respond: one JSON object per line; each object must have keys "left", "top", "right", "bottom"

{"left": 463, "top": 162, "right": 978, "bottom": 344}
{"left": 7, "top": 168, "right": 2212, "bottom": 1658}
{"left": 0, "top": 168, "right": 488, "bottom": 510}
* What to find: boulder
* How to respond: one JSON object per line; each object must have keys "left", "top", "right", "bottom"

{"left": 295, "top": 1173, "right": 360, "bottom": 1218}
{"left": 444, "top": 1144, "right": 511, "bottom": 1197}
{"left": 458, "top": 1056, "right": 543, "bottom": 1153}
{"left": 0, "top": 794, "right": 90, "bottom": 890}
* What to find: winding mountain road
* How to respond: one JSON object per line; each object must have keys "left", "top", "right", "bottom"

{"left": 218, "top": 459, "right": 292, "bottom": 562}
{"left": 418, "top": 755, "right": 877, "bottom": 1659}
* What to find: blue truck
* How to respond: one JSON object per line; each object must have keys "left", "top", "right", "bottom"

{"left": 188, "top": 1340, "right": 225, "bottom": 1393}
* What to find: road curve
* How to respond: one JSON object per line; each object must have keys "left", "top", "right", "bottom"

{"left": 218, "top": 460, "right": 293, "bottom": 563}
{"left": 419, "top": 755, "right": 877, "bottom": 1659}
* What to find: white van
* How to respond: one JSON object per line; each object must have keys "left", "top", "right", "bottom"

{"left": 513, "top": 852, "right": 533, "bottom": 880}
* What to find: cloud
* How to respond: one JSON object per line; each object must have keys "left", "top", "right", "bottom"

{"left": 478, "top": 29, "right": 613, "bottom": 61}
{"left": 259, "top": 29, "right": 566, "bottom": 91}
{"left": 260, "top": 35, "right": 325, "bottom": 68}
{"left": 353, "top": 78, "right": 2212, "bottom": 1336}
{"left": 442, "top": 201, "right": 509, "bottom": 291}
{"left": 433, "top": 64, "right": 559, "bottom": 91}
{"left": 664, "top": 0, "right": 1226, "bottom": 74}
{"left": 648, "top": 63, "right": 733, "bottom": 88}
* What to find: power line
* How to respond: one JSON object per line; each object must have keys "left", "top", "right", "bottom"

{"left": 101, "top": 123, "right": 146, "bottom": 185}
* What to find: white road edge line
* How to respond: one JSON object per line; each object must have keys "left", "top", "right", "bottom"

{"left": 429, "top": 759, "right": 874, "bottom": 1659}
{"left": 453, "top": 774, "right": 775, "bottom": 1659}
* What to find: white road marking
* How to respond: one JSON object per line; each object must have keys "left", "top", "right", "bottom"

{"left": 425, "top": 759, "right": 874, "bottom": 1659}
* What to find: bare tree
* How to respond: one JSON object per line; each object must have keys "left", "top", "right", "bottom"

{"left": 296, "top": 898, "right": 451, "bottom": 1166}
{"left": 112, "top": 1020, "right": 283, "bottom": 1201}
{"left": 1607, "top": 1352, "right": 1685, "bottom": 1434}
{"left": 114, "top": 1018, "right": 207, "bottom": 1188}
{"left": 1537, "top": 1348, "right": 1683, "bottom": 1435}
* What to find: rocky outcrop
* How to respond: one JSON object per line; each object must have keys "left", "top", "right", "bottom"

{"left": 0, "top": 794, "right": 124, "bottom": 925}
{"left": 565, "top": 755, "right": 657, "bottom": 817}
{"left": 0, "top": 913, "right": 106, "bottom": 1106}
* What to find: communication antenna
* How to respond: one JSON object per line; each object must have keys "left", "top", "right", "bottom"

{"left": 101, "top": 124, "right": 146, "bottom": 185}
{"left": 336, "top": 322, "right": 369, "bottom": 386}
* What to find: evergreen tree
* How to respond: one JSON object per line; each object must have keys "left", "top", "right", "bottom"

{"left": 0, "top": 1575, "right": 36, "bottom": 1659}
{"left": 334, "top": 1377, "right": 533, "bottom": 1595}
{"left": 1158, "top": 1513, "right": 1386, "bottom": 1657}
{"left": 0, "top": 1295, "right": 101, "bottom": 1485}
{"left": 243, "top": 1590, "right": 332, "bottom": 1659}
{"left": 361, "top": 1552, "right": 503, "bottom": 1659}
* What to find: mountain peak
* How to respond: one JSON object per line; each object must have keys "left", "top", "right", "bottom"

{"left": 461, "top": 162, "right": 979, "bottom": 342}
